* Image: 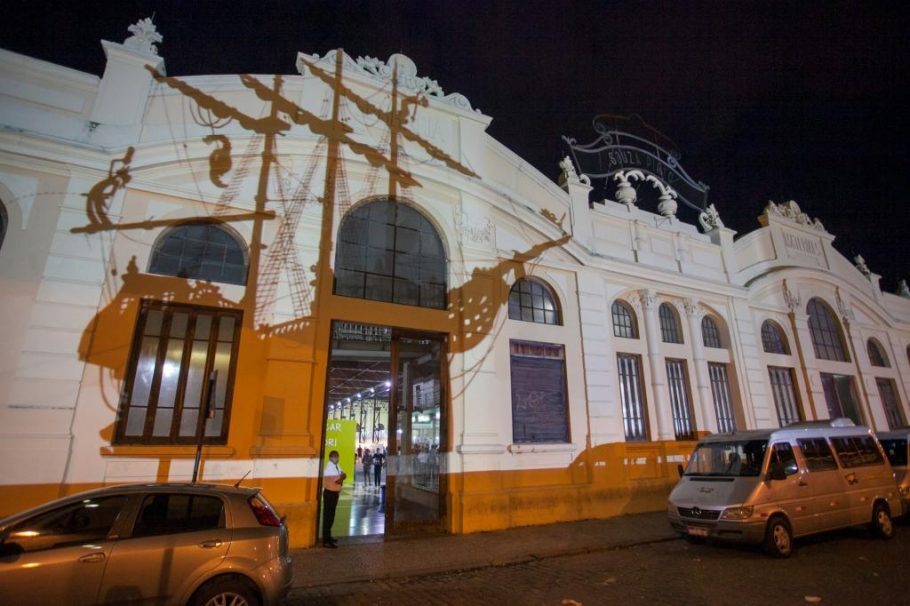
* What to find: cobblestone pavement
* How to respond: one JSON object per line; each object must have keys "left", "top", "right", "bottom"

{"left": 287, "top": 523, "right": 910, "bottom": 605}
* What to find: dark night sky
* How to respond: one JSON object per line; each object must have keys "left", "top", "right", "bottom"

{"left": 2, "top": 1, "right": 908, "bottom": 290}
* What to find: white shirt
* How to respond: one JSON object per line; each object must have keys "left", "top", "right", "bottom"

{"left": 323, "top": 460, "right": 344, "bottom": 492}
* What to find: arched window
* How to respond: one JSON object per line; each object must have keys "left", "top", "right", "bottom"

{"left": 335, "top": 199, "right": 446, "bottom": 308}
{"left": 761, "top": 320, "right": 791, "bottom": 355}
{"left": 659, "top": 303, "right": 683, "bottom": 344}
{"left": 701, "top": 316, "right": 723, "bottom": 348}
{"left": 509, "top": 278, "right": 561, "bottom": 325}
{"left": 867, "top": 339, "right": 889, "bottom": 367}
{"left": 148, "top": 222, "right": 248, "bottom": 285}
{"left": 612, "top": 300, "right": 638, "bottom": 338}
{"left": 807, "top": 298, "right": 849, "bottom": 362}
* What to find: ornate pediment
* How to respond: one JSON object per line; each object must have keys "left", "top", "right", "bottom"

{"left": 297, "top": 50, "right": 477, "bottom": 112}
{"left": 761, "top": 200, "right": 826, "bottom": 232}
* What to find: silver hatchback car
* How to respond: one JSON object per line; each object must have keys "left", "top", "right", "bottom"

{"left": 0, "top": 483, "right": 292, "bottom": 606}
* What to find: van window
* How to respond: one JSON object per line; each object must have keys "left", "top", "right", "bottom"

{"left": 797, "top": 438, "right": 838, "bottom": 471}
{"left": 770, "top": 442, "right": 799, "bottom": 476}
{"left": 880, "top": 438, "right": 908, "bottom": 467}
{"left": 684, "top": 440, "right": 767, "bottom": 477}
{"left": 830, "top": 436, "right": 885, "bottom": 468}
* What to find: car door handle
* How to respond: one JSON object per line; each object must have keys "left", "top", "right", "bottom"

{"left": 79, "top": 553, "right": 106, "bottom": 563}
{"left": 798, "top": 479, "right": 808, "bottom": 487}
{"left": 199, "top": 540, "right": 223, "bottom": 549}
{"left": 845, "top": 473, "right": 858, "bottom": 485}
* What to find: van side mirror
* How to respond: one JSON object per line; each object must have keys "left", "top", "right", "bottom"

{"left": 677, "top": 463, "right": 685, "bottom": 478}
{"left": 766, "top": 462, "right": 786, "bottom": 482}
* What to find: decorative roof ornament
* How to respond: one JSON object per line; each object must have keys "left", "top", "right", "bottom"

{"left": 123, "top": 17, "right": 162, "bottom": 56}
{"left": 897, "top": 280, "right": 910, "bottom": 298}
{"left": 763, "top": 200, "right": 826, "bottom": 232}
{"left": 300, "top": 51, "right": 476, "bottom": 112}
{"left": 646, "top": 175, "right": 679, "bottom": 219}
{"left": 559, "top": 156, "right": 591, "bottom": 187}
{"left": 853, "top": 255, "right": 871, "bottom": 278}
{"left": 698, "top": 203, "right": 725, "bottom": 232}
{"left": 612, "top": 170, "right": 644, "bottom": 208}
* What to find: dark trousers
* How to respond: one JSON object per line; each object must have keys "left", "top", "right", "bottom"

{"left": 373, "top": 464, "right": 382, "bottom": 486}
{"left": 322, "top": 488, "right": 340, "bottom": 543}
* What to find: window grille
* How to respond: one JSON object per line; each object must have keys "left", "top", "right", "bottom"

{"left": 509, "top": 279, "right": 561, "bottom": 325}
{"left": 708, "top": 363, "right": 736, "bottom": 433}
{"left": 761, "top": 321, "right": 790, "bottom": 355}
{"left": 768, "top": 366, "right": 801, "bottom": 426}
{"left": 659, "top": 303, "right": 683, "bottom": 344}
{"left": 612, "top": 301, "right": 638, "bottom": 338}
{"left": 807, "top": 299, "right": 849, "bottom": 362}
{"left": 149, "top": 222, "right": 247, "bottom": 285}
{"left": 666, "top": 358, "right": 696, "bottom": 440}
{"left": 334, "top": 200, "right": 447, "bottom": 308}
{"left": 617, "top": 353, "right": 648, "bottom": 440}
{"left": 702, "top": 316, "right": 723, "bottom": 348}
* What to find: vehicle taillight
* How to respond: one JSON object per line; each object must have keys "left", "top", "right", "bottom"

{"left": 248, "top": 495, "right": 282, "bottom": 527}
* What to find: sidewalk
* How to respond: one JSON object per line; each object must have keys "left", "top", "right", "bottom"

{"left": 290, "top": 511, "right": 677, "bottom": 589}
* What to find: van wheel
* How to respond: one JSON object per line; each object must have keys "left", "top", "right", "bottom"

{"left": 870, "top": 503, "right": 894, "bottom": 539}
{"left": 763, "top": 516, "right": 793, "bottom": 558}
{"left": 191, "top": 576, "right": 261, "bottom": 606}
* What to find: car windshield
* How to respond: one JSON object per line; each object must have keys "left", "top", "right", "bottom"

{"left": 880, "top": 438, "right": 908, "bottom": 467}
{"left": 685, "top": 439, "right": 768, "bottom": 477}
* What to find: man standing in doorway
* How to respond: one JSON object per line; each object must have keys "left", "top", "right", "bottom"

{"left": 322, "top": 450, "right": 346, "bottom": 548}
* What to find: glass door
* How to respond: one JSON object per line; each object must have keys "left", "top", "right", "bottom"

{"left": 386, "top": 331, "right": 447, "bottom": 535}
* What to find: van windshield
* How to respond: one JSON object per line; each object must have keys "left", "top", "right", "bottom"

{"left": 685, "top": 440, "right": 768, "bottom": 477}
{"left": 880, "top": 439, "right": 908, "bottom": 467}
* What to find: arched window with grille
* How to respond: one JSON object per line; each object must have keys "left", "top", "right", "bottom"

{"left": 148, "top": 221, "right": 248, "bottom": 285}
{"left": 611, "top": 300, "right": 638, "bottom": 339}
{"left": 701, "top": 316, "right": 723, "bottom": 348}
{"left": 761, "top": 320, "right": 791, "bottom": 354}
{"left": 334, "top": 199, "right": 447, "bottom": 308}
{"left": 867, "top": 338, "right": 889, "bottom": 367}
{"left": 659, "top": 303, "right": 683, "bottom": 344}
{"left": 509, "top": 278, "right": 561, "bottom": 325}
{"left": 807, "top": 298, "right": 849, "bottom": 362}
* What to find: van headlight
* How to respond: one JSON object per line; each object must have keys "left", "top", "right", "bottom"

{"left": 720, "top": 506, "right": 754, "bottom": 521}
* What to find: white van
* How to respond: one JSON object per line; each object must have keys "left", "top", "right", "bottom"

{"left": 878, "top": 428, "right": 910, "bottom": 514}
{"left": 668, "top": 419, "right": 903, "bottom": 557}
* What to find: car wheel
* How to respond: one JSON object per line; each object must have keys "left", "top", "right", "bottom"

{"left": 191, "top": 576, "right": 261, "bottom": 606}
{"left": 763, "top": 516, "right": 793, "bottom": 558}
{"left": 870, "top": 503, "right": 894, "bottom": 539}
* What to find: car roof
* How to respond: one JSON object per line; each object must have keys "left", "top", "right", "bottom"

{"left": 1, "top": 482, "right": 260, "bottom": 527}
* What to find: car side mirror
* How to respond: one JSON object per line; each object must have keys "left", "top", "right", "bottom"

{"left": 766, "top": 462, "right": 787, "bottom": 482}
{"left": 677, "top": 463, "right": 685, "bottom": 478}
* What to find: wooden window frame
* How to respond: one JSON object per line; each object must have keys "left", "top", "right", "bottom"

{"left": 114, "top": 300, "right": 242, "bottom": 445}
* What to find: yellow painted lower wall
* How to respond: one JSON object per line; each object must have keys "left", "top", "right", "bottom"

{"left": 0, "top": 440, "right": 694, "bottom": 549}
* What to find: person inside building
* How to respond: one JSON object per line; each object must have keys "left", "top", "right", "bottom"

{"left": 362, "top": 448, "right": 373, "bottom": 487}
{"left": 372, "top": 446, "right": 385, "bottom": 488}
{"left": 322, "top": 449, "right": 346, "bottom": 548}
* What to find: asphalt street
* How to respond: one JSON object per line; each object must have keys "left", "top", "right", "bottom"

{"left": 287, "top": 520, "right": 910, "bottom": 605}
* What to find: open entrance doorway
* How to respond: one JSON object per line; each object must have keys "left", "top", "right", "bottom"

{"left": 320, "top": 321, "right": 447, "bottom": 542}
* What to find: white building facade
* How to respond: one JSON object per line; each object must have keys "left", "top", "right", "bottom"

{"left": 1, "top": 22, "right": 908, "bottom": 546}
